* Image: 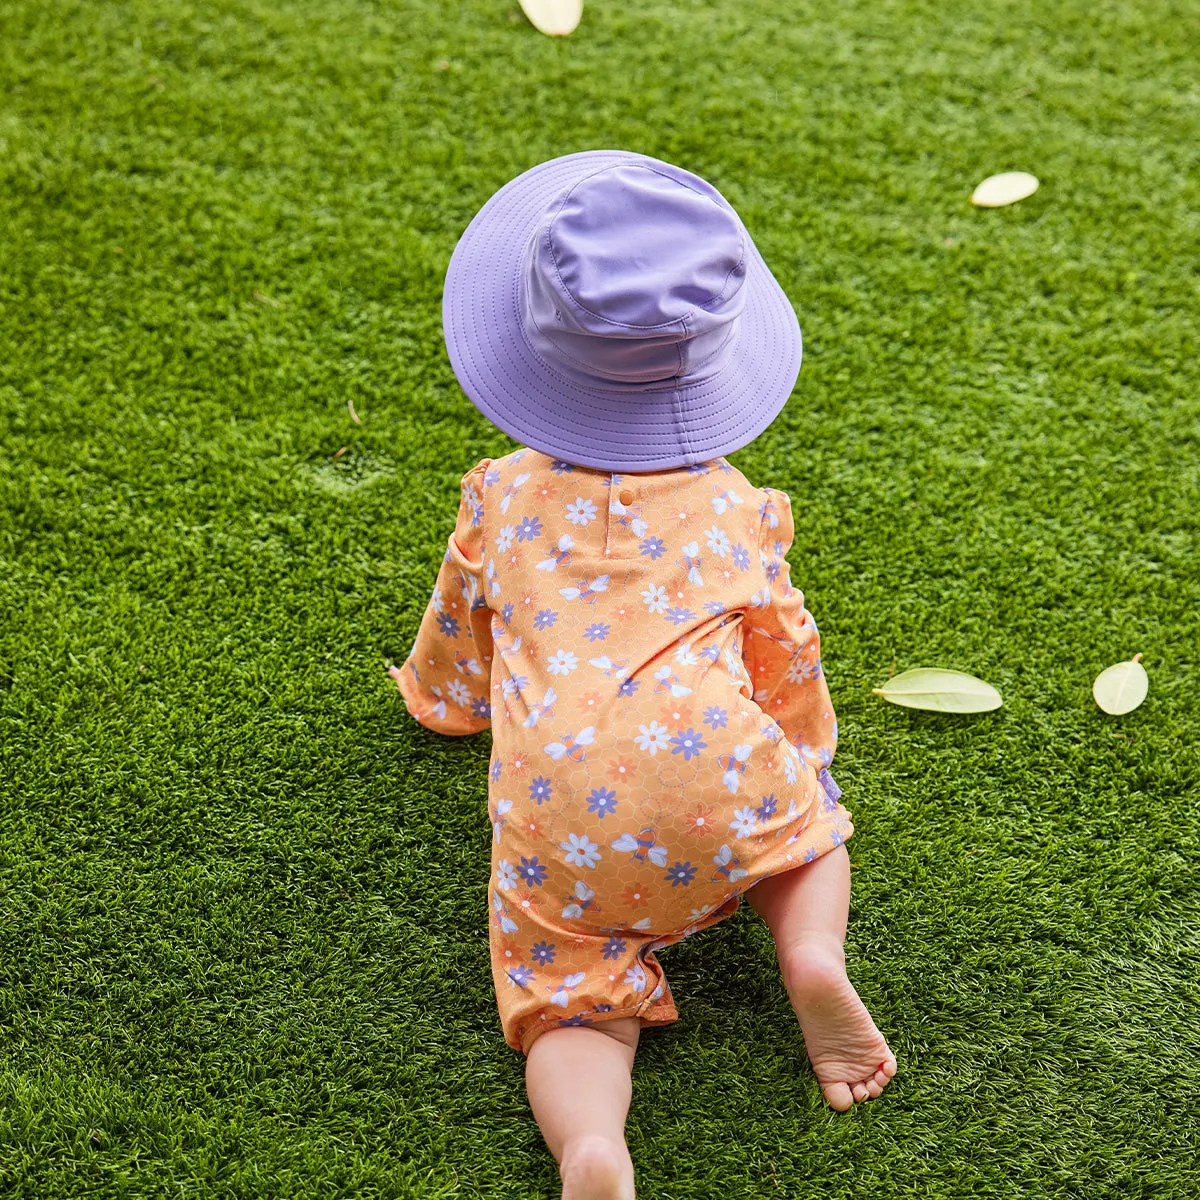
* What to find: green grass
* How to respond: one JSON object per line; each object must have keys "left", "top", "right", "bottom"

{"left": 2, "top": 0, "right": 1198, "bottom": 1195}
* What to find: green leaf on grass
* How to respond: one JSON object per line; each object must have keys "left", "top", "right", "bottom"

{"left": 872, "top": 668, "right": 1002, "bottom": 712}
{"left": 1092, "top": 654, "right": 1148, "bottom": 715}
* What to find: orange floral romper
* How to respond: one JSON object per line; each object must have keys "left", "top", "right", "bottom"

{"left": 393, "top": 448, "right": 852, "bottom": 1054}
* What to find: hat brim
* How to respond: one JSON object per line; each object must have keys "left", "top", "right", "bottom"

{"left": 443, "top": 150, "right": 802, "bottom": 472}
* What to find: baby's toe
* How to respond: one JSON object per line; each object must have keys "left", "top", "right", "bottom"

{"left": 851, "top": 1082, "right": 870, "bottom": 1103}
{"left": 823, "top": 1082, "right": 854, "bottom": 1112}
{"left": 864, "top": 1078, "right": 883, "bottom": 1098}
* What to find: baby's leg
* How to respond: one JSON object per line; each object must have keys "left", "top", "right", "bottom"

{"left": 747, "top": 845, "right": 897, "bottom": 1111}
{"left": 525, "top": 1017, "right": 640, "bottom": 1200}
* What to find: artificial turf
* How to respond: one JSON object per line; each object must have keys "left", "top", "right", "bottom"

{"left": 1, "top": 0, "right": 1198, "bottom": 1196}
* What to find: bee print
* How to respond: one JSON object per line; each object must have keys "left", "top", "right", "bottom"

{"left": 562, "top": 880, "right": 600, "bottom": 920}
{"left": 717, "top": 744, "right": 753, "bottom": 794}
{"left": 523, "top": 687, "right": 557, "bottom": 728}
{"left": 653, "top": 664, "right": 693, "bottom": 698}
{"left": 677, "top": 542, "right": 704, "bottom": 586}
{"left": 711, "top": 486, "right": 744, "bottom": 514}
{"left": 454, "top": 650, "right": 484, "bottom": 677}
{"left": 491, "top": 892, "right": 519, "bottom": 935}
{"left": 544, "top": 726, "right": 596, "bottom": 762}
{"left": 559, "top": 574, "right": 610, "bottom": 603}
{"left": 536, "top": 534, "right": 574, "bottom": 572}
{"left": 588, "top": 655, "right": 630, "bottom": 680}
{"left": 547, "top": 972, "right": 587, "bottom": 1008}
{"left": 711, "top": 843, "right": 749, "bottom": 884}
{"left": 491, "top": 798, "right": 513, "bottom": 843}
{"left": 610, "top": 827, "right": 669, "bottom": 868}
{"left": 499, "top": 472, "right": 531, "bottom": 514}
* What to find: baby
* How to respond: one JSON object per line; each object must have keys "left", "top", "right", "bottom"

{"left": 392, "top": 151, "right": 896, "bottom": 1200}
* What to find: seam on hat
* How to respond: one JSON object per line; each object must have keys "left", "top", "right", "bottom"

{"left": 671, "top": 383, "right": 696, "bottom": 461}
{"left": 546, "top": 164, "right": 747, "bottom": 331}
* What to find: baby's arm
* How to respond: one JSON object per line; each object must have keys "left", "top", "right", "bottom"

{"left": 740, "top": 488, "right": 838, "bottom": 779}
{"left": 391, "top": 461, "right": 494, "bottom": 735}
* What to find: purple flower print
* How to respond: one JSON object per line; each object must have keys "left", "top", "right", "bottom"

{"left": 518, "top": 856, "right": 547, "bottom": 887}
{"left": 639, "top": 536, "right": 666, "bottom": 560}
{"left": 665, "top": 861, "right": 697, "bottom": 887}
{"left": 550, "top": 460, "right": 576, "bottom": 474}
{"left": 558, "top": 1014, "right": 593, "bottom": 1027}
{"left": 587, "top": 787, "right": 618, "bottom": 818}
{"left": 515, "top": 515, "right": 543, "bottom": 542}
{"left": 666, "top": 606, "right": 696, "bottom": 626}
{"left": 531, "top": 941, "right": 557, "bottom": 965}
{"left": 732, "top": 543, "right": 751, "bottom": 570}
{"left": 507, "top": 964, "right": 535, "bottom": 987}
{"left": 491, "top": 758, "right": 503, "bottom": 782}
{"left": 529, "top": 776, "right": 553, "bottom": 805}
{"left": 484, "top": 468, "right": 501, "bottom": 488}
{"left": 471, "top": 697, "right": 491, "bottom": 719}
{"left": 765, "top": 558, "right": 782, "bottom": 582}
{"left": 534, "top": 609, "right": 558, "bottom": 630}
{"left": 617, "top": 678, "right": 640, "bottom": 698}
{"left": 584, "top": 622, "right": 610, "bottom": 642}
{"left": 757, "top": 793, "right": 777, "bottom": 821}
{"left": 670, "top": 729, "right": 706, "bottom": 761}
{"left": 803, "top": 847, "right": 819, "bottom": 863}
{"left": 501, "top": 601, "right": 515, "bottom": 624}
{"left": 831, "top": 829, "right": 845, "bottom": 846}
{"left": 601, "top": 936, "right": 627, "bottom": 961}
{"left": 593, "top": 1003, "right": 615, "bottom": 1013}
{"left": 703, "top": 705, "right": 728, "bottom": 730}
{"left": 436, "top": 614, "right": 460, "bottom": 638}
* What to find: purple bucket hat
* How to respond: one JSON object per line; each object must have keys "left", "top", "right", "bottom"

{"left": 442, "top": 150, "right": 801, "bottom": 472}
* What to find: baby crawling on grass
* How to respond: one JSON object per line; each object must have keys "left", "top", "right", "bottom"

{"left": 393, "top": 151, "right": 896, "bottom": 1199}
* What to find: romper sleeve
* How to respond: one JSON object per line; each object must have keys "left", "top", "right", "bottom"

{"left": 741, "top": 488, "right": 839, "bottom": 779}
{"left": 391, "top": 461, "right": 494, "bottom": 735}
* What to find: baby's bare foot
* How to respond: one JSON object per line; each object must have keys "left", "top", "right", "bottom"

{"left": 559, "top": 1135, "right": 635, "bottom": 1200}
{"left": 780, "top": 936, "right": 897, "bottom": 1111}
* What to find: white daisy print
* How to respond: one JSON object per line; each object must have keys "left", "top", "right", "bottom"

{"left": 496, "top": 525, "right": 516, "bottom": 551}
{"left": 730, "top": 806, "right": 759, "bottom": 838}
{"left": 634, "top": 722, "right": 670, "bottom": 755}
{"left": 566, "top": 497, "right": 599, "bottom": 526}
{"left": 641, "top": 584, "right": 668, "bottom": 614}
{"left": 447, "top": 679, "right": 471, "bottom": 706}
{"left": 496, "top": 860, "right": 518, "bottom": 891}
{"left": 624, "top": 964, "right": 646, "bottom": 992}
{"left": 560, "top": 832, "right": 602, "bottom": 869}
{"left": 547, "top": 650, "right": 579, "bottom": 676}
{"left": 787, "top": 658, "right": 819, "bottom": 683}
{"left": 704, "top": 526, "right": 731, "bottom": 557}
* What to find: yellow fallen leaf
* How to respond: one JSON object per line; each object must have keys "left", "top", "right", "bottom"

{"left": 970, "top": 171, "right": 1039, "bottom": 208}
{"left": 1092, "top": 654, "right": 1148, "bottom": 715}
{"left": 348, "top": 399, "right": 362, "bottom": 424}
{"left": 520, "top": 0, "right": 583, "bottom": 37}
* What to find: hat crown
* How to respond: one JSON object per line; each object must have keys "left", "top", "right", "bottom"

{"left": 522, "top": 162, "right": 749, "bottom": 388}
